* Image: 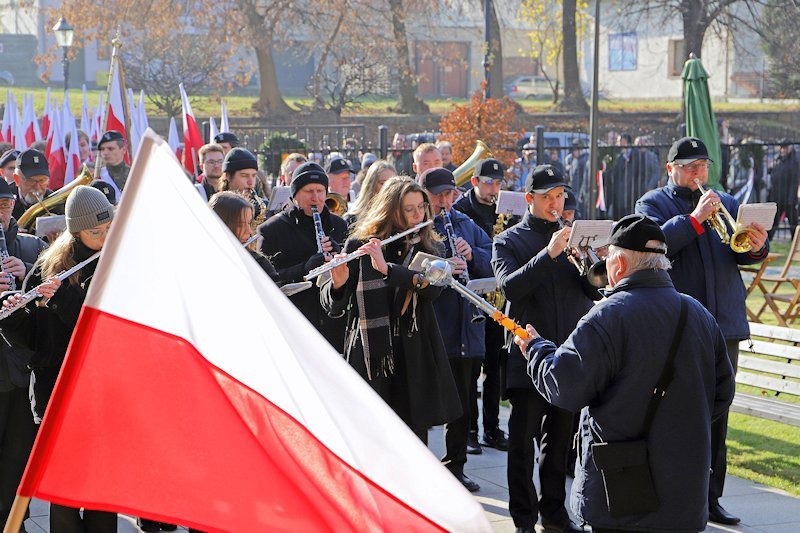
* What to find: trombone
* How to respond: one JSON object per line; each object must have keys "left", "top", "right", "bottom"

{"left": 693, "top": 179, "right": 752, "bottom": 253}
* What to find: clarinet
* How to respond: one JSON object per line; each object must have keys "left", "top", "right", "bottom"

{"left": 441, "top": 209, "right": 485, "bottom": 323}
{"left": 311, "top": 205, "right": 332, "bottom": 261}
{"left": 0, "top": 224, "right": 16, "bottom": 293}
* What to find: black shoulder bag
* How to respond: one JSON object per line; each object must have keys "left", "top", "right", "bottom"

{"left": 590, "top": 296, "right": 688, "bottom": 518}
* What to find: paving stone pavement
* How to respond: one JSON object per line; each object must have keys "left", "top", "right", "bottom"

{"left": 22, "top": 401, "right": 800, "bottom": 532}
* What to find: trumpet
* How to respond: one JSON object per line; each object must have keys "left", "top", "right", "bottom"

{"left": 304, "top": 220, "right": 433, "bottom": 281}
{"left": 422, "top": 258, "right": 529, "bottom": 339}
{"left": 0, "top": 251, "right": 101, "bottom": 321}
{"left": 325, "top": 193, "right": 348, "bottom": 217}
{"left": 553, "top": 211, "right": 608, "bottom": 288}
{"left": 693, "top": 179, "right": 752, "bottom": 253}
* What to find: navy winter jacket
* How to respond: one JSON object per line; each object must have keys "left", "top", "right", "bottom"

{"left": 432, "top": 208, "right": 493, "bottom": 358}
{"left": 636, "top": 182, "right": 769, "bottom": 340}
{"left": 525, "top": 269, "right": 735, "bottom": 531}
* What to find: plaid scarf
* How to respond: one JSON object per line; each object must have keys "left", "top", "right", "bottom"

{"left": 355, "top": 240, "right": 419, "bottom": 380}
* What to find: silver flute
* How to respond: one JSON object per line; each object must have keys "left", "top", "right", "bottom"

{"left": 311, "top": 205, "right": 332, "bottom": 261}
{"left": 0, "top": 251, "right": 101, "bottom": 321}
{"left": 304, "top": 220, "right": 433, "bottom": 281}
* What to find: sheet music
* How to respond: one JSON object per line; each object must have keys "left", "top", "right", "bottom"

{"left": 737, "top": 202, "right": 777, "bottom": 231}
{"left": 267, "top": 186, "right": 292, "bottom": 211}
{"left": 35, "top": 215, "right": 66, "bottom": 239}
{"left": 567, "top": 220, "right": 613, "bottom": 250}
{"left": 466, "top": 277, "right": 498, "bottom": 294}
{"left": 496, "top": 191, "right": 528, "bottom": 216}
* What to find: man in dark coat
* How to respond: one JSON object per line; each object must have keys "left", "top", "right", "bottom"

{"left": 492, "top": 164, "right": 599, "bottom": 533}
{"left": 454, "top": 158, "right": 518, "bottom": 455}
{"left": 0, "top": 178, "right": 47, "bottom": 529}
{"left": 516, "top": 214, "right": 735, "bottom": 532}
{"left": 564, "top": 140, "right": 588, "bottom": 216}
{"left": 768, "top": 140, "right": 800, "bottom": 238}
{"left": 423, "top": 168, "right": 493, "bottom": 493}
{"left": 11, "top": 148, "right": 61, "bottom": 223}
{"left": 259, "top": 162, "right": 348, "bottom": 352}
{"left": 636, "top": 136, "right": 769, "bottom": 525}
{"left": 607, "top": 133, "right": 647, "bottom": 218}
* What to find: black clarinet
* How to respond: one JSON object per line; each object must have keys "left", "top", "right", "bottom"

{"left": 0, "top": 224, "right": 16, "bottom": 293}
{"left": 440, "top": 208, "right": 484, "bottom": 323}
{"left": 311, "top": 205, "right": 332, "bottom": 261}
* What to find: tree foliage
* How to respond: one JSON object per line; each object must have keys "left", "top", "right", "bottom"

{"left": 438, "top": 84, "right": 523, "bottom": 170}
{"left": 761, "top": 0, "right": 800, "bottom": 97}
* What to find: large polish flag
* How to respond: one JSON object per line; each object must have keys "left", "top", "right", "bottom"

{"left": 16, "top": 129, "right": 491, "bottom": 533}
{"left": 105, "top": 60, "right": 129, "bottom": 163}
{"left": 179, "top": 83, "right": 203, "bottom": 177}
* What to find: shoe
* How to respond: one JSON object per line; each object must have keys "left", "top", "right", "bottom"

{"left": 467, "top": 431, "right": 483, "bottom": 455}
{"left": 481, "top": 427, "right": 509, "bottom": 451}
{"left": 455, "top": 472, "right": 480, "bottom": 492}
{"left": 709, "top": 501, "right": 740, "bottom": 525}
{"left": 541, "top": 516, "right": 583, "bottom": 532}
{"left": 137, "top": 518, "right": 161, "bottom": 532}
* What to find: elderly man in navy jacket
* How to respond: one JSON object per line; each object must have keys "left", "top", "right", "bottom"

{"left": 493, "top": 165, "right": 599, "bottom": 533}
{"left": 635, "top": 137, "right": 768, "bottom": 525}
{"left": 516, "top": 214, "right": 735, "bottom": 533}
{"left": 422, "top": 167, "right": 493, "bottom": 493}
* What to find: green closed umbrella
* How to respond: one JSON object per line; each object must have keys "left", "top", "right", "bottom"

{"left": 682, "top": 54, "right": 722, "bottom": 189}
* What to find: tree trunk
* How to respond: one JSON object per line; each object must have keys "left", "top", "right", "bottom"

{"left": 253, "top": 44, "right": 294, "bottom": 117}
{"left": 557, "top": 0, "right": 589, "bottom": 112}
{"left": 487, "top": 0, "right": 504, "bottom": 99}
{"left": 681, "top": 0, "right": 706, "bottom": 58}
{"left": 388, "top": 0, "right": 429, "bottom": 114}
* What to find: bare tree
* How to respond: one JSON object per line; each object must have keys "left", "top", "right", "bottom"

{"left": 559, "top": 0, "right": 588, "bottom": 112}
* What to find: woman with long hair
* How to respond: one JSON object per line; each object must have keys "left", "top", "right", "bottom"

{"left": 344, "top": 160, "right": 397, "bottom": 227}
{"left": 321, "top": 176, "right": 460, "bottom": 442}
{"left": 3, "top": 185, "right": 117, "bottom": 532}
{"left": 209, "top": 191, "right": 281, "bottom": 285}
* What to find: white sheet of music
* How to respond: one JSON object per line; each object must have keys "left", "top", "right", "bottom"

{"left": 466, "top": 277, "right": 498, "bottom": 294}
{"left": 496, "top": 191, "right": 528, "bottom": 216}
{"left": 737, "top": 202, "right": 777, "bottom": 231}
{"left": 567, "top": 220, "right": 613, "bottom": 249}
{"left": 35, "top": 214, "right": 66, "bottom": 239}
{"left": 267, "top": 186, "right": 291, "bottom": 211}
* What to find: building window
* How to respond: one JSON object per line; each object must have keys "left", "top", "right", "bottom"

{"left": 609, "top": 32, "right": 637, "bottom": 71}
{"left": 668, "top": 39, "right": 687, "bottom": 77}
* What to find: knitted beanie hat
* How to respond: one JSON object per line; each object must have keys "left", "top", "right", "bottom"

{"left": 66, "top": 185, "right": 115, "bottom": 233}
{"left": 222, "top": 147, "right": 258, "bottom": 174}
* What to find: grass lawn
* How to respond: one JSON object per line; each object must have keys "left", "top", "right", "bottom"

{"left": 727, "top": 412, "right": 800, "bottom": 497}
{"left": 5, "top": 86, "right": 800, "bottom": 119}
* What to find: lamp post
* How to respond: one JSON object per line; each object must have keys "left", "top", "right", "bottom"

{"left": 52, "top": 17, "right": 74, "bottom": 92}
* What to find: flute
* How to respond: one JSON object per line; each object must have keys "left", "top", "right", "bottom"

{"left": 0, "top": 251, "right": 101, "bottom": 321}
{"left": 304, "top": 220, "right": 433, "bottom": 281}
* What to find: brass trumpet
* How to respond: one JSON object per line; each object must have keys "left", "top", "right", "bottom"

{"left": 693, "top": 179, "right": 752, "bottom": 253}
{"left": 325, "top": 193, "right": 348, "bottom": 217}
{"left": 553, "top": 211, "right": 608, "bottom": 288}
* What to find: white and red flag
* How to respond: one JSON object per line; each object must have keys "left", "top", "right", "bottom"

{"left": 220, "top": 99, "right": 229, "bottom": 133}
{"left": 14, "top": 129, "right": 490, "bottom": 533}
{"left": 41, "top": 88, "right": 52, "bottom": 141}
{"left": 208, "top": 116, "right": 219, "bottom": 143}
{"left": 105, "top": 60, "right": 129, "bottom": 163}
{"left": 80, "top": 85, "right": 91, "bottom": 135}
{"left": 179, "top": 83, "right": 203, "bottom": 176}
{"left": 45, "top": 108, "right": 67, "bottom": 189}
{"left": 167, "top": 117, "right": 180, "bottom": 159}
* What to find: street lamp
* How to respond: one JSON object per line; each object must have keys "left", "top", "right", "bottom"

{"left": 52, "top": 17, "right": 74, "bottom": 92}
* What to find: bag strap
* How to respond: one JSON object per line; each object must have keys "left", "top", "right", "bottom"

{"left": 640, "top": 296, "right": 688, "bottom": 438}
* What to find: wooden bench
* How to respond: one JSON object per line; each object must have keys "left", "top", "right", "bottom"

{"left": 732, "top": 323, "right": 800, "bottom": 426}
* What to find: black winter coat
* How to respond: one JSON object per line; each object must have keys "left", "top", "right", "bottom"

{"left": 492, "top": 211, "right": 600, "bottom": 390}
{"left": 259, "top": 203, "right": 348, "bottom": 351}
{"left": 320, "top": 237, "right": 461, "bottom": 431}
{"left": 526, "top": 270, "right": 735, "bottom": 531}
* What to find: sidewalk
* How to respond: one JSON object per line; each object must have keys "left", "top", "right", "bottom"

{"left": 22, "top": 406, "right": 800, "bottom": 533}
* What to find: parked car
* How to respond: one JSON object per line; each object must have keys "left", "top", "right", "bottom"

{"left": 504, "top": 76, "right": 555, "bottom": 100}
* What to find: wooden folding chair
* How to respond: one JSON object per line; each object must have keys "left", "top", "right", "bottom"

{"left": 741, "top": 252, "right": 780, "bottom": 322}
{"left": 756, "top": 227, "right": 800, "bottom": 326}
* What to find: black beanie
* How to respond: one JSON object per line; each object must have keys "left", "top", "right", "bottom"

{"left": 291, "top": 162, "right": 328, "bottom": 197}
{"left": 222, "top": 147, "right": 258, "bottom": 174}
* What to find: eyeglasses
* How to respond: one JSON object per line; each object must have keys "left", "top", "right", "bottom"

{"left": 477, "top": 177, "right": 503, "bottom": 185}
{"left": 84, "top": 225, "right": 111, "bottom": 239}
{"left": 24, "top": 177, "right": 49, "bottom": 187}
{"left": 0, "top": 201, "right": 13, "bottom": 211}
{"left": 403, "top": 202, "right": 429, "bottom": 215}
{"left": 203, "top": 159, "right": 224, "bottom": 166}
{"left": 675, "top": 161, "right": 711, "bottom": 172}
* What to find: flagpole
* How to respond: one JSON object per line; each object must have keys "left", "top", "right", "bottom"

{"left": 3, "top": 495, "right": 30, "bottom": 533}
{"left": 94, "top": 27, "right": 122, "bottom": 179}
{"left": 117, "top": 55, "right": 133, "bottom": 157}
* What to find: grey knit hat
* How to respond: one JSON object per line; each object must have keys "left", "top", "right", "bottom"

{"left": 65, "top": 185, "right": 115, "bottom": 233}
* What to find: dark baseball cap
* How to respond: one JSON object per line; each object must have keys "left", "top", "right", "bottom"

{"left": 0, "top": 150, "right": 20, "bottom": 169}
{"left": 98, "top": 130, "right": 124, "bottom": 148}
{"left": 15, "top": 148, "right": 50, "bottom": 178}
{"left": 213, "top": 132, "right": 239, "bottom": 146}
{"left": 473, "top": 158, "right": 504, "bottom": 180}
{"left": 563, "top": 191, "right": 577, "bottom": 211}
{"left": 325, "top": 157, "right": 352, "bottom": 175}
{"left": 525, "top": 164, "right": 570, "bottom": 194}
{"left": 420, "top": 167, "right": 456, "bottom": 194}
{"left": 0, "top": 179, "right": 15, "bottom": 200}
{"left": 90, "top": 179, "right": 118, "bottom": 205}
{"left": 668, "top": 137, "right": 712, "bottom": 165}
{"left": 609, "top": 214, "right": 666, "bottom": 254}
